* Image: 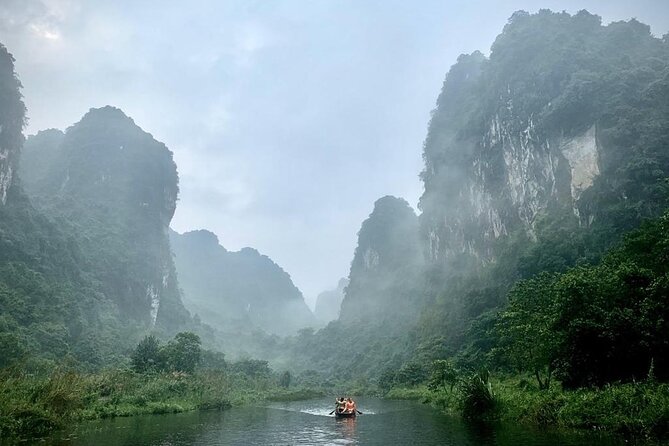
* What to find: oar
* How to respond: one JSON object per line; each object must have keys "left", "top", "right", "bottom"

{"left": 356, "top": 410, "right": 363, "bottom": 415}
{"left": 329, "top": 409, "right": 336, "bottom": 415}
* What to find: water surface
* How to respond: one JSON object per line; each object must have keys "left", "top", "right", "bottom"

{"left": 37, "top": 397, "right": 623, "bottom": 445}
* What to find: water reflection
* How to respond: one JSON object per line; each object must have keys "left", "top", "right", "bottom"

{"left": 334, "top": 417, "right": 357, "bottom": 444}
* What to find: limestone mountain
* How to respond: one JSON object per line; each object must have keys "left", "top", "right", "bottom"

{"left": 170, "top": 229, "right": 315, "bottom": 336}
{"left": 414, "top": 10, "right": 669, "bottom": 361}
{"left": 0, "top": 45, "right": 128, "bottom": 366}
{"left": 339, "top": 196, "right": 425, "bottom": 325}
{"left": 21, "top": 106, "right": 191, "bottom": 333}
{"left": 420, "top": 10, "right": 669, "bottom": 268}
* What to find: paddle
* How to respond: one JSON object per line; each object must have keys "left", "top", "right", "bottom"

{"left": 356, "top": 410, "right": 363, "bottom": 415}
{"left": 329, "top": 409, "right": 336, "bottom": 415}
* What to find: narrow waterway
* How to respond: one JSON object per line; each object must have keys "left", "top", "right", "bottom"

{"left": 37, "top": 397, "right": 623, "bottom": 445}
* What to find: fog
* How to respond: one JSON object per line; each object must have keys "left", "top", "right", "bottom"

{"left": 1, "top": 0, "right": 668, "bottom": 307}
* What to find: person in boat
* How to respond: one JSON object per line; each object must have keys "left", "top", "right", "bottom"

{"left": 335, "top": 397, "right": 346, "bottom": 414}
{"left": 344, "top": 397, "right": 356, "bottom": 414}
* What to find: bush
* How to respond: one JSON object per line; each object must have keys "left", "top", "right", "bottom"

{"left": 460, "top": 370, "right": 497, "bottom": 420}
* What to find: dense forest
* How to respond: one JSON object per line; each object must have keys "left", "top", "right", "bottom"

{"left": 1, "top": 7, "right": 669, "bottom": 441}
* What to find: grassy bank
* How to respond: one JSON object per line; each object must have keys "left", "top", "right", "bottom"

{"left": 387, "top": 376, "right": 669, "bottom": 440}
{"left": 0, "top": 367, "right": 323, "bottom": 440}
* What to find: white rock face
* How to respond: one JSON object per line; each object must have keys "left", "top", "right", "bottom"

{"left": 0, "top": 132, "right": 13, "bottom": 204}
{"left": 363, "top": 248, "right": 380, "bottom": 269}
{"left": 147, "top": 284, "right": 160, "bottom": 326}
{"left": 560, "top": 124, "right": 599, "bottom": 202}
{"left": 433, "top": 117, "right": 600, "bottom": 261}
{"left": 0, "top": 163, "right": 12, "bottom": 205}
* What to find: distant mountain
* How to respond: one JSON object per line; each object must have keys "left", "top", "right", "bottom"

{"left": 313, "top": 278, "right": 347, "bottom": 324}
{"left": 170, "top": 229, "right": 315, "bottom": 336}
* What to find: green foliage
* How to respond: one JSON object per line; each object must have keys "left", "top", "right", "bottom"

{"left": 199, "top": 350, "right": 226, "bottom": 370}
{"left": 130, "top": 332, "right": 202, "bottom": 374}
{"left": 493, "top": 377, "right": 669, "bottom": 438}
{"left": 394, "top": 362, "right": 428, "bottom": 387}
{"left": 278, "top": 371, "right": 291, "bottom": 388}
{"left": 494, "top": 273, "right": 560, "bottom": 389}
{"left": 164, "top": 332, "right": 201, "bottom": 373}
{"left": 130, "top": 335, "right": 164, "bottom": 373}
{"left": 229, "top": 359, "right": 271, "bottom": 378}
{"left": 459, "top": 370, "right": 497, "bottom": 420}
{"left": 377, "top": 368, "right": 397, "bottom": 393}
{"left": 493, "top": 209, "right": 669, "bottom": 388}
{"left": 0, "top": 365, "right": 308, "bottom": 440}
{"left": 427, "top": 360, "right": 458, "bottom": 392}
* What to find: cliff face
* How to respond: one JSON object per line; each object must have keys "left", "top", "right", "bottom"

{"left": 170, "top": 229, "right": 315, "bottom": 336}
{"left": 339, "top": 196, "right": 424, "bottom": 325}
{"left": 22, "top": 107, "right": 189, "bottom": 331}
{"left": 0, "top": 45, "right": 25, "bottom": 205}
{"left": 420, "top": 10, "right": 669, "bottom": 265}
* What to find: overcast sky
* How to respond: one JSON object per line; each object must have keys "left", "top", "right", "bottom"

{"left": 1, "top": 0, "right": 668, "bottom": 308}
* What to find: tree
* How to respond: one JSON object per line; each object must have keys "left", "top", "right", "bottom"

{"left": 164, "top": 332, "right": 201, "bottom": 373}
{"left": 131, "top": 335, "right": 164, "bottom": 373}
{"left": 394, "top": 362, "right": 428, "bottom": 387}
{"left": 230, "top": 359, "right": 271, "bottom": 377}
{"left": 200, "top": 349, "right": 226, "bottom": 370}
{"left": 495, "top": 273, "right": 560, "bottom": 390}
{"left": 377, "top": 368, "right": 397, "bottom": 392}
{"left": 279, "top": 371, "right": 291, "bottom": 388}
{"left": 427, "top": 360, "right": 458, "bottom": 392}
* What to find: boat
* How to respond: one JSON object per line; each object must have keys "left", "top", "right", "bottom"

{"left": 334, "top": 410, "right": 356, "bottom": 418}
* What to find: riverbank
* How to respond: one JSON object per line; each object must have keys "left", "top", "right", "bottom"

{"left": 386, "top": 377, "right": 669, "bottom": 440}
{"left": 0, "top": 368, "right": 324, "bottom": 440}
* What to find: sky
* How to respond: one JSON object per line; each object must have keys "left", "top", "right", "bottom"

{"left": 1, "top": 0, "right": 668, "bottom": 308}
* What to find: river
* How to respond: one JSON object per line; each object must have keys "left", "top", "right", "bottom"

{"left": 34, "top": 397, "right": 623, "bottom": 445}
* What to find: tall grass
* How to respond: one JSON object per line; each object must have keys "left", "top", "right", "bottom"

{"left": 384, "top": 373, "right": 669, "bottom": 440}
{"left": 0, "top": 367, "right": 315, "bottom": 440}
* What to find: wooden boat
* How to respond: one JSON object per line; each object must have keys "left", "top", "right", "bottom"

{"left": 334, "top": 410, "right": 356, "bottom": 418}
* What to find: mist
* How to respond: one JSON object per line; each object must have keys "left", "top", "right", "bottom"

{"left": 2, "top": 0, "right": 668, "bottom": 305}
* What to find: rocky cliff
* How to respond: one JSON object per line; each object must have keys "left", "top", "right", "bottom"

{"left": 420, "top": 10, "right": 669, "bottom": 265}
{"left": 0, "top": 44, "right": 25, "bottom": 205}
